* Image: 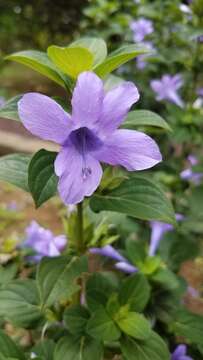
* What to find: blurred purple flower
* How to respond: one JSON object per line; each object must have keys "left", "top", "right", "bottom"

{"left": 197, "top": 88, "right": 203, "bottom": 97}
{"left": 90, "top": 245, "right": 137, "bottom": 273}
{"left": 198, "top": 35, "right": 203, "bottom": 43}
{"left": 150, "top": 74, "right": 184, "bottom": 107}
{"left": 130, "top": 18, "right": 154, "bottom": 42}
{"left": 136, "top": 41, "right": 155, "bottom": 70}
{"left": 171, "top": 344, "right": 193, "bottom": 360}
{"left": 23, "top": 221, "right": 67, "bottom": 261}
{"left": 0, "top": 96, "right": 5, "bottom": 108}
{"left": 18, "top": 71, "right": 162, "bottom": 205}
{"left": 187, "top": 286, "right": 199, "bottom": 298}
{"left": 149, "top": 214, "right": 183, "bottom": 256}
{"left": 6, "top": 201, "right": 18, "bottom": 211}
{"left": 181, "top": 155, "right": 203, "bottom": 184}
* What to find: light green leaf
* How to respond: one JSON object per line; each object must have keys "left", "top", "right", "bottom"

{"left": 32, "top": 339, "right": 55, "bottom": 360}
{"left": 121, "top": 331, "right": 170, "bottom": 360}
{"left": 54, "top": 335, "right": 103, "bottom": 360}
{"left": 116, "top": 312, "right": 151, "bottom": 340}
{"left": 86, "top": 307, "right": 121, "bottom": 342}
{"left": 0, "top": 279, "right": 42, "bottom": 328}
{"left": 95, "top": 44, "right": 149, "bottom": 78}
{"left": 0, "top": 263, "right": 18, "bottom": 287}
{"left": 0, "top": 95, "right": 22, "bottom": 121}
{"left": 37, "top": 255, "right": 87, "bottom": 308}
{"left": 0, "top": 330, "right": 25, "bottom": 360}
{"left": 70, "top": 37, "right": 107, "bottom": 66}
{"left": 118, "top": 273, "right": 150, "bottom": 312}
{"left": 28, "top": 149, "right": 58, "bottom": 208}
{"left": 0, "top": 153, "right": 31, "bottom": 191}
{"left": 151, "top": 268, "right": 179, "bottom": 290}
{"left": 63, "top": 305, "right": 89, "bottom": 336}
{"left": 122, "top": 110, "right": 171, "bottom": 131}
{"left": 47, "top": 46, "right": 93, "bottom": 79}
{"left": 90, "top": 176, "right": 175, "bottom": 225}
{"left": 5, "top": 50, "right": 70, "bottom": 89}
{"left": 103, "top": 74, "right": 124, "bottom": 92}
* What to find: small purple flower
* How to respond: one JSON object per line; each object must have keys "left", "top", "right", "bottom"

{"left": 149, "top": 214, "right": 183, "bottom": 256}
{"left": 187, "top": 286, "right": 199, "bottom": 298}
{"left": 130, "top": 18, "right": 154, "bottom": 42}
{"left": 150, "top": 74, "right": 184, "bottom": 108}
{"left": 171, "top": 344, "right": 193, "bottom": 360}
{"left": 90, "top": 245, "right": 137, "bottom": 273}
{"left": 136, "top": 41, "right": 155, "bottom": 70}
{"left": 197, "top": 88, "right": 203, "bottom": 97}
{"left": 198, "top": 35, "right": 203, "bottom": 43}
{"left": 181, "top": 155, "right": 203, "bottom": 184}
{"left": 23, "top": 221, "right": 67, "bottom": 261}
{"left": 18, "top": 71, "right": 162, "bottom": 205}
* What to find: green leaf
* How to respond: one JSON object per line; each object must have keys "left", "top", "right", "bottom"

{"left": 0, "top": 330, "right": 25, "bottom": 360}
{"left": 90, "top": 176, "right": 175, "bottom": 225}
{"left": 118, "top": 273, "right": 150, "bottom": 312}
{"left": 0, "top": 263, "right": 18, "bottom": 287}
{"left": 28, "top": 149, "right": 58, "bottom": 208}
{"left": 95, "top": 44, "right": 149, "bottom": 78}
{"left": 103, "top": 74, "right": 124, "bottom": 92}
{"left": 37, "top": 255, "right": 87, "bottom": 308}
{"left": 173, "top": 310, "right": 203, "bottom": 347}
{"left": 0, "top": 279, "right": 42, "bottom": 328}
{"left": 54, "top": 335, "right": 103, "bottom": 360}
{"left": 122, "top": 110, "right": 171, "bottom": 131}
{"left": 116, "top": 312, "right": 151, "bottom": 340}
{"left": 126, "top": 239, "right": 146, "bottom": 266}
{"left": 151, "top": 268, "right": 179, "bottom": 290}
{"left": 5, "top": 50, "right": 69, "bottom": 89}
{"left": 32, "top": 339, "right": 55, "bottom": 360}
{"left": 0, "top": 153, "right": 31, "bottom": 191}
{"left": 63, "top": 305, "right": 89, "bottom": 336}
{"left": 86, "top": 307, "right": 121, "bottom": 342}
{"left": 70, "top": 37, "right": 107, "bottom": 66}
{"left": 86, "top": 272, "right": 117, "bottom": 312}
{"left": 0, "top": 95, "right": 22, "bottom": 121}
{"left": 121, "top": 331, "right": 170, "bottom": 360}
{"left": 47, "top": 46, "right": 93, "bottom": 79}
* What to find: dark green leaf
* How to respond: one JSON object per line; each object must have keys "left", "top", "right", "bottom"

{"left": 121, "top": 331, "right": 170, "bottom": 360}
{"left": 118, "top": 273, "right": 150, "bottom": 312}
{"left": 0, "top": 330, "right": 25, "bottom": 360}
{"left": 0, "top": 153, "right": 31, "bottom": 191}
{"left": 28, "top": 149, "right": 58, "bottom": 208}
{"left": 90, "top": 177, "right": 175, "bottom": 225}
{"left": 32, "top": 339, "right": 55, "bottom": 360}
{"left": 126, "top": 239, "right": 146, "bottom": 266}
{"left": 122, "top": 110, "right": 171, "bottom": 131}
{"left": 0, "top": 263, "right": 18, "bottom": 287}
{"left": 37, "top": 255, "right": 87, "bottom": 308}
{"left": 173, "top": 310, "right": 203, "bottom": 347}
{"left": 0, "top": 279, "right": 42, "bottom": 328}
{"left": 63, "top": 305, "right": 89, "bottom": 336}
{"left": 86, "top": 307, "right": 121, "bottom": 342}
{"left": 5, "top": 50, "right": 69, "bottom": 89}
{"left": 54, "top": 335, "right": 103, "bottom": 360}
{"left": 95, "top": 44, "right": 149, "bottom": 77}
{"left": 151, "top": 268, "right": 179, "bottom": 290}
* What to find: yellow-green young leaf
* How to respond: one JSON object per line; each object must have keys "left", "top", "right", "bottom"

{"left": 116, "top": 312, "right": 151, "bottom": 340}
{"left": 70, "top": 37, "right": 107, "bottom": 66}
{"left": 95, "top": 44, "right": 149, "bottom": 78}
{"left": 5, "top": 50, "right": 69, "bottom": 89}
{"left": 47, "top": 46, "right": 94, "bottom": 79}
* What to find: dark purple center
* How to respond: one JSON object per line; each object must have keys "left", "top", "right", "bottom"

{"left": 69, "top": 127, "right": 103, "bottom": 154}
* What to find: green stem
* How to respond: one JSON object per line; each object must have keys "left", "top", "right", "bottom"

{"left": 77, "top": 202, "right": 84, "bottom": 254}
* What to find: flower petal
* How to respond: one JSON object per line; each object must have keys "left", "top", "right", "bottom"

{"left": 18, "top": 93, "right": 72, "bottom": 144}
{"left": 95, "top": 129, "right": 162, "bottom": 171}
{"left": 71, "top": 71, "right": 104, "bottom": 127}
{"left": 172, "top": 345, "right": 186, "bottom": 357}
{"left": 99, "top": 82, "right": 139, "bottom": 135}
{"left": 115, "top": 262, "right": 138, "bottom": 273}
{"left": 55, "top": 145, "right": 103, "bottom": 204}
{"left": 90, "top": 245, "right": 126, "bottom": 262}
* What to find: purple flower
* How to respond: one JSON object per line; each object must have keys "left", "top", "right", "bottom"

{"left": 187, "top": 286, "right": 199, "bottom": 298}
{"left": 181, "top": 155, "right": 203, "bottom": 184}
{"left": 18, "top": 71, "right": 162, "bottom": 205}
{"left": 136, "top": 41, "right": 155, "bottom": 70}
{"left": 23, "top": 221, "right": 67, "bottom": 261}
{"left": 150, "top": 74, "right": 184, "bottom": 107}
{"left": 171, "top": 344, "right": 193, "bottom": 360}
{"left": 130, "top": 18, "right": 154, "bottom": 42}
{"left": 90, "top": 245, "right": 137, "bottom": 273}
{"left": 149, "top": 214, "right": 183, "bottom": 256}
{"left": 198, "top": 35, "right": 203, "bottom": 43}
{"left": 0, "top": 96, "right": 5, "bottom": 108}
{"left": 197, "top": 88, "right": 203, "bottom": 97}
